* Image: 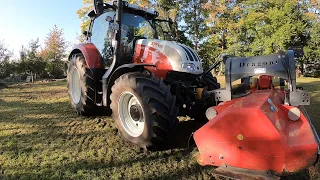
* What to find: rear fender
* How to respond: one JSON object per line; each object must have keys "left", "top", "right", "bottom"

{"left": 68, "top": 43, "right": 104, "bottom": 69}
{"left": 103, "top": 64, "right": 155, "bottom": 106}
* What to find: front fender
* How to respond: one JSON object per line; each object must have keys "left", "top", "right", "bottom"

{"left": 69, "top": 43, "right": 103, "bottom": 69}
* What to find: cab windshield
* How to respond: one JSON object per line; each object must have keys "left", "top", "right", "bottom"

{"left": 121, "top": 13, "right": 156, "bottom": 40}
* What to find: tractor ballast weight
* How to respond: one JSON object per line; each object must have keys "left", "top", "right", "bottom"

{"left": 194, "top": 50, "right": 320, "bottom": 178}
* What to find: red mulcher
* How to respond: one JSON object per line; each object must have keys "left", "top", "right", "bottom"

{"left": 194, "top": 51, "right": 320, "bottom": 179}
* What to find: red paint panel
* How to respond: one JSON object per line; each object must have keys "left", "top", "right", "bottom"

{"left": 71, "top": 43, "right": 103, "bottom": 69}
{"left": 133, "top": 44, "right": 173, "bottom": 78}
{"left": 195, "top": 89, "right": 318, "bottom": 174}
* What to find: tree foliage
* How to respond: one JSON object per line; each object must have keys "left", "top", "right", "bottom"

{"left": 179, "top": 0, "right": 208, "bottom": 51}
{"left": 200, "top": 0, "right": 320, "bottom": 73}
{"left": 24, "top": 39, "right": 47, "bottom": 77}
{"left": 38, "top": 25, "right": 67, "bottom": 78}
{"left": 0, "top": 40, "right": 14, "bottom": 78}
{"left": 0, "top": 40, "right": 11, "bottom": 62}
{"left": 40, "top": 25, "right": 67, "bottom": 61}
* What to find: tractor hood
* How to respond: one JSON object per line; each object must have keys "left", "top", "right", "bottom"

{"left": 133, "top": 39, "right": 203, "bottom": 74}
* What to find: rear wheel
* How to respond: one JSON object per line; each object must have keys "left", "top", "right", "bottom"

{"left": 110, "top": 72, "right": 179, "bottom": 150}
{"left": 67, "top": 54, "right": 97, "bottom": 116}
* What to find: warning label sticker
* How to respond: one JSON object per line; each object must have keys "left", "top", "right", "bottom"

{"left": 254, "top": 68, "right": 266, "bottom": 74}
{"left": 267, "top": 98, "right": 278, "bottom": 112}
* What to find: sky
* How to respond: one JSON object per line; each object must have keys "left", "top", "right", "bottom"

{"left": 0, "top": 0, "right": 84, "bottom": 57}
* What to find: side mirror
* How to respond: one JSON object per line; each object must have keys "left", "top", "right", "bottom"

{"left": 82, "top": 30, "right": 91, "bottom": 37}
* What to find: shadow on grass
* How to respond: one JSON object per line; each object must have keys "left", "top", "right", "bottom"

{"left": 168, "top": 119, "right": 207, "bottom": 149}
{"left": 1, "top": 146, "right": 212, "bottom": 180}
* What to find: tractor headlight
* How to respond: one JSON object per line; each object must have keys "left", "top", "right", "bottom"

{"left": 182, "top": 63, "right": 196, "bottom": 72}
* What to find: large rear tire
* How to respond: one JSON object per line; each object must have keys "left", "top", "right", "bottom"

{"left": 67, "top": 54, "right": 97, "bottom": 116}
{"left": 110, "top": 72, "right": 179, "bottom": 150}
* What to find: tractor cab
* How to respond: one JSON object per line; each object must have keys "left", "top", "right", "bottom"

{"left": 85, "top": 1, "right": 174, "bottom": 68}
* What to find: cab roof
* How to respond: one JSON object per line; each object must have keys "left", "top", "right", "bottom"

{"left": 88, "top": 1, "right": 159, "bottom": 18}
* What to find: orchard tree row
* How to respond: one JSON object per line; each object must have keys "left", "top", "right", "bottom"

{"left": 0, "top": 25, "right": 67, "bottom": 79}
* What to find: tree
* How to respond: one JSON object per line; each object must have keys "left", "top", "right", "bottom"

{"left": 0, "top": 40, "right": 14, "bottom": 78}
{"left": 179, "top": 0, "right": 208, "bottom": 51}
{"left": 40, "top": 25, "right": 67, "bottom": 78}
{"left": 17, "top": 45, "right": 28, "bottom": 74}
{"left": 202, "top": 0, "right": 242, "bottom": 75}
{"left": 0, "top": 57, "right": 14, "bottom": 79}
{"left": 24, "top": 39, "right": 47, "bottom": 79}
{"left": 302, "top": 0, "right": 320, "bottom": 62}
{"left": 0, "top": 40, "right": 11, "bottom": 62}
{"left": 41, "top": 25, "right": 67, "bottom": 61}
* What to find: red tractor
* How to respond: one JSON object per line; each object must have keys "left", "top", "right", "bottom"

{"left": 67, "top": 0, "right": 219, "bottom": 150}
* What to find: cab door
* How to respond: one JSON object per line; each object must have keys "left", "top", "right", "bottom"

{"left": 90, "top": 11, "right": 116, "bottom": 68}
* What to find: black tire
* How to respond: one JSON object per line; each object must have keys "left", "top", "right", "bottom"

{"left": 110, "top": 72, "right": 179, "bottom": 150}
{"left": 67, "top": 53, "right": 97, "bottom": 116}
{"left": 201, "top": 73, "right": 220, "bottom": 90}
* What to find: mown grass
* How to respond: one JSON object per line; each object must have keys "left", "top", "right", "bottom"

{"left": 0, "top": 77, "right": 319, "bottom": 180}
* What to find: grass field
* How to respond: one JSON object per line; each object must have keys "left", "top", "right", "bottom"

{"left": 0, "top": 77, "right": 319, "bottom": 180}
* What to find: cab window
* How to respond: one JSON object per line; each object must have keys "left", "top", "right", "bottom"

{"left": 90, "top": 11, "right": 116, "bottom": 66}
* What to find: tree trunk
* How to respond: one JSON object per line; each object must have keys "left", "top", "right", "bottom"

{"left": 193, "top": 1, "right": 198, "bottom": 51}
{"left": 31, "top": 72, "right": 34, "bottom": 83}
{"left": 218, "top": 45, "right": 225, "bottom": 76}
{"left": 300, "top": 60, "right": 304, "bottom": 75}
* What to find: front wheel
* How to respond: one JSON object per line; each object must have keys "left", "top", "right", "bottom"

{"left": 110, "top": 72, "right": 179, "bottom": 150}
